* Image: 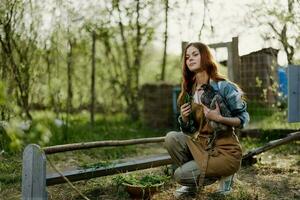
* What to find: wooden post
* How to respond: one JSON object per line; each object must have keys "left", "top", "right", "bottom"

{"left": 227, "top": 42, "right": 233, "bottom": 81}
{"left": 226, "top": 37, "right": 239, "bottom": 83}
{"left": 231, "top": 37, "right": 240, "bottom": 84}
{"left": 22, "top": 144, "right": 47, "bottom": 200}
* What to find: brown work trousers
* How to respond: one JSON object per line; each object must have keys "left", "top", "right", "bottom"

{"left": 164, "top": 131, "right": 242, "bottom": 187}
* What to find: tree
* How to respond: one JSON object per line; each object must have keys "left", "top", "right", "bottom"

{"left": 160, "top": 0, "right": 169, "bottom": 81}
{"left": 90, "top": 31, "right": 96, "bottom": 125}
{"left": 96, "top": 0, "right": 156, "bottom": 121}
{"left": 66, "top": 37, "right": 75, "bottom": 114}
{"left": 248, "top": 0, "right": 300, "bottom": 64}
{"left": 0, "top": 0, "right": 41, "bottom": 120}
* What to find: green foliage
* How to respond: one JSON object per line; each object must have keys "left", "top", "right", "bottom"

{"left": 112, "top": 173, "right": 169, "bottom": 187}
{"left": 0, "top": 120, "right": 24, "bottom": 152}
{"left": 0, "top": 117, "right": 52, "bottom": 153}
{"left": 0, "top": 82, "right": 53, "bottom": 152}
{"left": 0, "top": 82, "right": 22, "bottom": 152}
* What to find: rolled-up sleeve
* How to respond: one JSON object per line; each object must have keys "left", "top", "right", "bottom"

{"left": 223, "top": 83, "right": 250, "bottom": 128}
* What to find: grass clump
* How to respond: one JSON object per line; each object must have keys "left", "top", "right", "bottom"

{"left": 113, "top": 173, "right": 170, "bottom": 187}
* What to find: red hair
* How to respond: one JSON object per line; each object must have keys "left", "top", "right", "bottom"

{"left": 177, "top": 42, "right": 226, "bottom": 105}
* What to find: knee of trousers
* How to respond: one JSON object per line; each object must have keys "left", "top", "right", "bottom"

{"left": 173, "top": 167, "right": 183, "bottom": 183}
{"left": 174, "top": 166, "right": 200, "bottom": 185}
{"left": 173, "top": 167, "right": 191, "bottom": 184}
{"left": 164, "top": 131, "right": 180, "bottom": 149}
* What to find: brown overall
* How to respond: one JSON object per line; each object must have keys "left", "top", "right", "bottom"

{"left": 165, "top": 102, "right": 242, "bottom": 187}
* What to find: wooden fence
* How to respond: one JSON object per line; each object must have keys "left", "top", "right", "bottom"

{"left": 22, "top": 132, "right": 300, "bottom": 199}
{"left": 21, "top": 137, "right": 172, "bottom": 200}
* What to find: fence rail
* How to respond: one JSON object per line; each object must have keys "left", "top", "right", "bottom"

{"left": 22, "top": 136, "right": 168, "bottom": 200}
{"left": 46, "top": 153, "right": 172, "bottom": 186}
{"left": 43, "top": 136, "right": 165, "bottom": 154}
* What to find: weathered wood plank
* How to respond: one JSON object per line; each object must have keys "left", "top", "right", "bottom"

{"left": 22, "top": 144, "right": 47, "bottom": 200}
{"left": 44, "top": 137, "right": 165, "bottom": 154}
{"left": 208, "top": 42, "right": 231, "bottom": 49}
{"left": 232, "top": 37, "right": 240, "bottom": 84}
{"left": 46, "top": 153, "right": 172, "bottom": 186}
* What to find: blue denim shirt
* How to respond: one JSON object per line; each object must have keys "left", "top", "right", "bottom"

{"left": 210, "top": 80, "right": 250, "bottom": 128}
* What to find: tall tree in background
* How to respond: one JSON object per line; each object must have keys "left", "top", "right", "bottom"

{"left": 67, "top": 37, "right": 75, "bottom": 114}
{"left": 43, "top": 42, "right": 56, "bottom": 113}
{"left": 248, "top": 0, "right": 300, "bottom": 64}
{"left": 90, "top": 31, "right": 96, "bottom": 125}
{"left": 0, "top": 0, "right": 41, "bottom": 119}
{"left": 160, "top": 0, "right": 169, "bottom": 81}
{"left": 104, "top": 0, "right": 155, "bottom": 121}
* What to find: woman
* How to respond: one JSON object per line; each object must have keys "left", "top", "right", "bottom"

{"left": 164, "top": 42, "right": 249, "bottom": 198}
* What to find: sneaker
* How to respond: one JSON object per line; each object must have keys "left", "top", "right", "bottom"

{"left": 216, "top": 174, "right": 234, "bottom": 195}
{"left": 174, "top": 186, "right": 197, "bottom": 199}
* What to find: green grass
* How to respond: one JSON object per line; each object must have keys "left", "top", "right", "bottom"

{"left": 0, "top": 155, "right": 22, "bottom": 191}
{"left": 30, "top": 111, "right": 168, "bottom": 146}
{"left": 246, "top": 102, "right": 300, "bottom": 129}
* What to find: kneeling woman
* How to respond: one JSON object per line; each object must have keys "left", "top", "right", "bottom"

{"left": 164, "top": 42, "right": 249, "bottom": 198}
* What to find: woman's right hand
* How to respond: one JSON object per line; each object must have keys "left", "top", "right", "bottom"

{"left": 180, "top": 103, "right": 191, "bottom": 123}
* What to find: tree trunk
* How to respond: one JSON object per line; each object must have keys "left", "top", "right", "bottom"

{"left": 67, "top": 39, "right": 74, "bottom": 114}
{"left": 160, "top": 0, "right": 168, "bottom": 81}
{"left": 90, "top": 31, "right": 96, "bottom": 125}
{"left": 128, "top": 0, "right": 142, "bottom": 121}
{"left": 0, "top": 49, "right": 7, "bottom": 120}
{"left": 116, "top": 0, "right": 138, "bottom": 121}
{"left": 45, "top": 48, "right": 55, "bottom": 111}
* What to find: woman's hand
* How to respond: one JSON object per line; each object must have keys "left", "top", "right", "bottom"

{"left": 180, "top": 103, "right": 191, "bottom": 123}
{"left": 203, "top": 102, "right": 222, "bottom": 122}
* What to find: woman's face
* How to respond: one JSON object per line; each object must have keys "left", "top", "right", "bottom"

{"left": 185, "top": 45, "right": 201, "bottom": 72}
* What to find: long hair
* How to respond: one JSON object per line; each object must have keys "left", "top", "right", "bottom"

{"left": 177, "top": 42, "right": 226, "bottom": 106}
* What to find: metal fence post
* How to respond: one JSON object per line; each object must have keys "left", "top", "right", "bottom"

{"left": 22, "top": 144, "right": 47, "bottom": 200}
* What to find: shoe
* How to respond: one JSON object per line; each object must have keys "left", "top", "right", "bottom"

{"left": 174, "top": 186, "right": 197, "bottom": 199}
{"left": 216, "top": 174, "right": 234, "bottom": 195}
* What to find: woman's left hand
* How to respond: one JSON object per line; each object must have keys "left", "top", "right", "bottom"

{"left": 203, "top": 102, "right": 222, "bottom": 122}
